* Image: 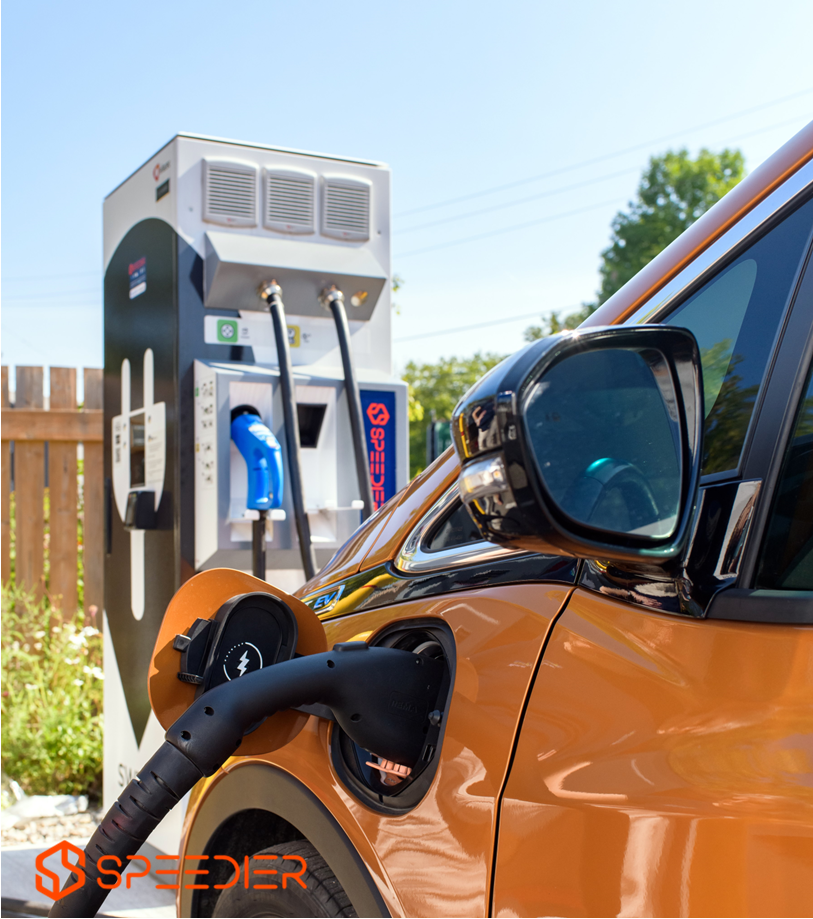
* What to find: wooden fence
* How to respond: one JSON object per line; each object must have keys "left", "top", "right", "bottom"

{"left": 1, "top": 366, "right": 104, "bottom": 616}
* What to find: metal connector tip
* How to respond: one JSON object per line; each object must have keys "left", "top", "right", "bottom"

{"left": 319, "top": 286, "right": 344, "bottom": 308}
{"left": 258, "top": 280, "right": 282, "bottom": 301}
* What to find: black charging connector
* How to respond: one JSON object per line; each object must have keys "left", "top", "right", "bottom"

{"left": 49, "top": 609, "right": 445, "bottom": 919}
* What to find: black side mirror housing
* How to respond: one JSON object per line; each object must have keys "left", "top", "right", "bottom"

{"left": 451, "top": 325, "right": 703, "bottom": 564}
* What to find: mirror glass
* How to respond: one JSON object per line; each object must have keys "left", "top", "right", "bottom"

{"left": 524, "top": 347, "right": 682, "bottom": 538}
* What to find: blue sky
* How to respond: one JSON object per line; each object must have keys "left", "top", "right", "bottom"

{"left": 3, "top": 0, "right": 813, "bottom": 389}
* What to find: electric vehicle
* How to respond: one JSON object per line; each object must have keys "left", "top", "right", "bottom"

{"left": 55, "top": 121, "right": 813, "bottom": 918}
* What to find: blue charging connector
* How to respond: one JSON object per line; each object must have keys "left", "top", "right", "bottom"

{"left": 231, "top": 405, "right": 283, "bottom": 580}
{"left": 231, "top": 405, "right": 284, "bottom": 511}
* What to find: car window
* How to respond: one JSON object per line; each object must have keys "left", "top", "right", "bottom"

{"left": 663, "top": 196, "right": 813, "bottom": 477}
{"left": 757, "top": 362, "right": 813, "bottom": 589}
{"left": 425, "top": 500, "right": 482, "bottom": 552}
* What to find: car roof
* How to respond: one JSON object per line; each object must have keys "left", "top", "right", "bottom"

{"left": 583, "top": 119, "right": 813, "bottom": 329}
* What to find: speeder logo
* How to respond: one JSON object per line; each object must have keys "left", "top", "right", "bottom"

{"left": 361, "top": 392, "right": 396, "bottom": 510}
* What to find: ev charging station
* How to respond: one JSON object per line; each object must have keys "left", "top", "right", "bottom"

{"left": 102, "top": 134, "right": 407, "bottom": 851}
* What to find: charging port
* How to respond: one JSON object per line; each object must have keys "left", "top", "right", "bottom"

{"left": 330, "top": 619, "right": 455, "bottom": 814}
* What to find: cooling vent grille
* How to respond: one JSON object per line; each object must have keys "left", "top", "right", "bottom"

{"left": 203, "top": 161, "right": 257, "bottom": 226}
{"left": 265, "top": 171, "right": 315, "bottom": 234}
{"left": 323, "top": 178, "right": 371, "bottom": 241}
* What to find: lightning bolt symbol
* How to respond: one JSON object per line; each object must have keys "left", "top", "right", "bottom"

{"left": 237, "top": 650, "right": 250, "bottom": 677}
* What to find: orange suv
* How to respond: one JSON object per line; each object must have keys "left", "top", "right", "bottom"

{"left": 70, "top": 122, "right": 813, "bottom": 919}
{"left": 171, "top": 121, "right": 813, "bottom": 918}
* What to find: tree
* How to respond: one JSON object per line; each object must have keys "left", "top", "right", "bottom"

{"left": 392, "top": 273, "right": 404, "bottom": 314}
{"left": 523, "top": 147, "right": 746, "bottom": 341}
{"left": 403, "top": 352, "right": 506, "bottom": 476}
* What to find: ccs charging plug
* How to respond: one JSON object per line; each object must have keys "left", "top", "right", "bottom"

{"left": 230, "top": 405, "right": 283, "bottom": 511}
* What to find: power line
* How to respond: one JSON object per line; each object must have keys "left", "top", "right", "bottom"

{"left": 395, "top": 115, "right": 805, "bottom": 237}
{"left": 3, "top": 107, "right": 809, "bottom": 304}
{"left": 394, "top": 115, "right": 810, "bottom": 261}
{"left": 3, "top": 269, "right": 100, "bottom": 283}
{"left": 3, "top": 289, "right": 101, "bottom": 303}
{"left": 395, "top": 166, "right": 638, "bottom": 235}
{"left": 394, "top": 306, "right": 581, "bottom": 342}
{"left": 0, "top": 329, "right": 52, "bottom": 360}
{"left": 394, "top": 88, "right": 813, "bottom": 219}
{"left": 718, "top": 114, "right": 809, "bottom": 146}
{"left": 396, "top": 197, "right": 621, "bottom": 259}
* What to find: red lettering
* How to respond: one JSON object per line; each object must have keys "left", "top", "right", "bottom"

{"left": 125, "top": 854, "right": 150, "bottom": 889}
{"left": 155, "top": 854, "right": 181, "bottom": 890}
{"left": 281, "top": 855, "right": 308, "bottom": 889}
{"left": 367, "top": 423, "right": 388, "bottom": 511}
{"left": 253, "top": 853, "right": 279, "bottom": 890}
{"left": 182, "top": 854, "right": 209, "bottom": 891}
{"left": 213, "top": 855, "right": 240, "bottom": 890}
{"left": 97, "top": 855, "right": 122, "bottom": 890}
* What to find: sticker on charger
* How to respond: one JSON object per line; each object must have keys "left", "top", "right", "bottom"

{"left": 361, "top": 391, "right": 396, "bottom": 511}
{"left": 203, "top": 315, "right": 300, "bottom": 347}
{"left": 129, "top": 257, "right": 146, "bottom": 299}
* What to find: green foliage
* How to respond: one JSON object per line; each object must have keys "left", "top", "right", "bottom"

{"left": 407, "top": 383, "right": 425, "bottom": 424}
{"left": 698, "top": 339, "right": 735, "bottom": 417}
{"left": 392, "top": 273, "right": 404, "bottom": 315}
{"left": 701, "top": 353, "right": 758, "bottom": 475}
{"left": 597, "top": 147, "right": 745, "bottom": 305}
{"left": 404, "top": 351, "right": 506, "bottom": 477}
{"left": 1, "top": 585, "right": 103, "bottom": 799}
{"left": 523, "top": 304, "right": 595, "bottom": 342}
{"left": 523, "top": 147, "right": 746, "bottom": 342}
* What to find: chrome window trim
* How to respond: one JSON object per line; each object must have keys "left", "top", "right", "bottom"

{"left": 395, "top": 484, "right": 525, "bottom": 573}
{"left": 626, "top": 157, "right": 813, "bottom": 327}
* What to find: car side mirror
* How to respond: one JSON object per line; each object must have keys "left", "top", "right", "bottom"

{"left": 451, "top": 326, "right": 703, "bottom": 563}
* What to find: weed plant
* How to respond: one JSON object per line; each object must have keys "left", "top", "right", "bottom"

{"left": 1, "top": 585, "right": 103, "bottom": 800}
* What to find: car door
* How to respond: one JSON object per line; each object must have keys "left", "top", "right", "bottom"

{"left": 181, "top": 456, "right": 581, "bottom": 919}
{"left": 307, "top": 486, "right": 578, "bottom": 918}
{"left": 492, "top": 183, "right": 813, "bottom": 916}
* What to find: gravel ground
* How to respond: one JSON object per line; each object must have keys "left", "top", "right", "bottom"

{"left": 1, "top": 810, "right": 102, "bottom": 848}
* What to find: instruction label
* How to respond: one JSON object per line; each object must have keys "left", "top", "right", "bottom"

{"left": 129, "top": 257, "right": 146, "bottom": 299}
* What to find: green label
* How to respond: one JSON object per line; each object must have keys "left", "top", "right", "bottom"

{"left": 217, "top": 319, "right": 238, "bottom": 343}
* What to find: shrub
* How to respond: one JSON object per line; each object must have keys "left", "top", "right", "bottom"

{"left": 1, "top": 585, "right": 103, "bottom": 799}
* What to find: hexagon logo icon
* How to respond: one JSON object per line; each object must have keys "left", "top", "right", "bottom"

{"left": 366, "top": 403, "right": 390, "bottom": 427}
{"left": 35, "top": 839, "right": 86, "bottom": 901}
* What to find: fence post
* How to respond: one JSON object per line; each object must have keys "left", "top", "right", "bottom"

{"left": 1, "top": 367, "right": 10, "bottom": 585}
{"left": 83, "top": 368, "right": 104, "bottom": 620}
{"left": 49, "top": 368, "right": 79, "bottom": 615}
{"left": 14, "top": 367, "right": 45, "bottom": 600}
